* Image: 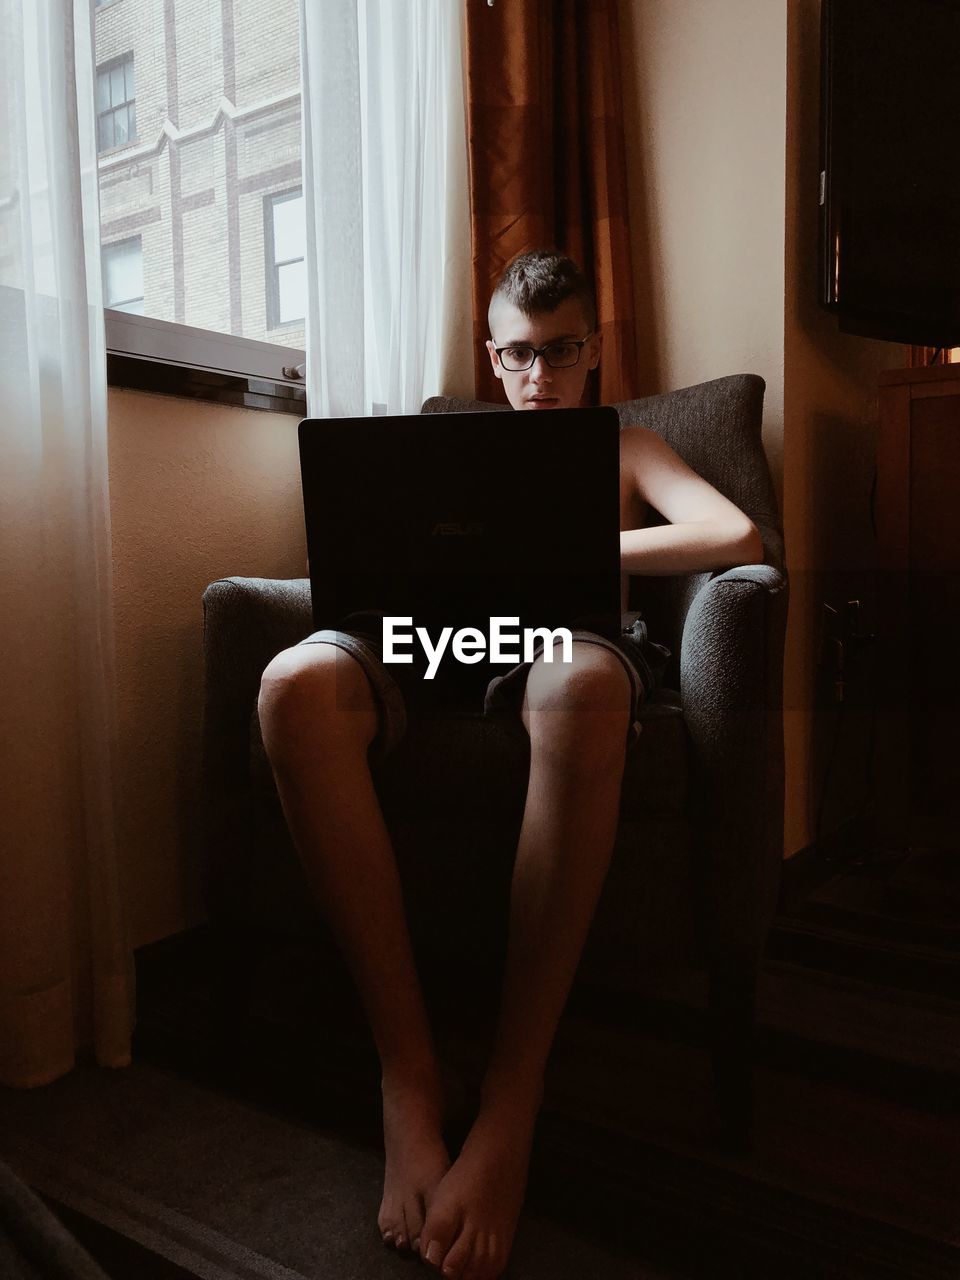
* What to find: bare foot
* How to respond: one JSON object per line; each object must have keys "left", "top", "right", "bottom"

{"left": 418, "top": 1093, "right": 539, "bottom": 1280}
{"left": 378, "top": 1076, "right": 452, "bottom": 1254}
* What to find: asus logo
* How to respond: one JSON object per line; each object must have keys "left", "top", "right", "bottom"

{"left": 431, "top": 521, "right": 486, "bottom": 536}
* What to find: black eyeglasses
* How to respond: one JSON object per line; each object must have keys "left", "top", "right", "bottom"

{"left": 493, "top": 335, "right": 593, "bottom": 372}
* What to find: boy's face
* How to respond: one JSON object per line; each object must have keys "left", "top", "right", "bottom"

{"left": 486, "top": 296, "right": 601, "bottom": 411}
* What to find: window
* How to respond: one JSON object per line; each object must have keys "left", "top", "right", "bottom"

{"left": 102, "top": 236, "right": 144, "bottom": 312}
{"left": 265, "top": 190, "right": 306, "bottom": 329}
{"left": 93, "top": 0, "right": 305, "bottom": 397}
{"left": 96, "top": 55, "right": 136, "bottom": 153}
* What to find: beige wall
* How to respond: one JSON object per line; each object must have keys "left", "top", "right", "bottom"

{"left": 620, "top": 0, "right": 788, "bottom": 494}
{"left": 108, "top": 388, "right": 305, "bottom": 946}
{"left": 621, "top": 0, "right": 898, "bottom": 855}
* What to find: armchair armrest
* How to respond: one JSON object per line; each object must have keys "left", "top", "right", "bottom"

{"left": 680, "top": 564, "right": 788, "bottom": 961}
{"left": 201, "top": 576, "right": 312, "bottom": 919}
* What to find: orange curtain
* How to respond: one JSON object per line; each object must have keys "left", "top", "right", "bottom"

{"left": 465, "top": 0, "right": 639, "bottom": 406}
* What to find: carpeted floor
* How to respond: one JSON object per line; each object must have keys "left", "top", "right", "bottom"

{"left": 0, "top": 1062, "right": 677, "bottom": 1280}
{"left": 2, "top": 889, "right": 958, "bottom": 1280}
{"left": 2, "top": 1015, "right": 958, "bottom": 1280}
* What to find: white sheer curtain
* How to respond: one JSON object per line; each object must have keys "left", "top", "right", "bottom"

{"left": 0, "top": 0, "right": 134, "bottom": 1086}
{"left": 299, "top": 0, "right": 473, "bottom": 416}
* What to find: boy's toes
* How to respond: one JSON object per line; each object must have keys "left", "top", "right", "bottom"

{"left": 400, "top": 1200, "right": 427, "bottom": 1253}
{"left": 468, "top": 1228, "right": 506, "bottom": 1280}
{"left": 419, "top": 1206, "right": 460, "bottom": 1272}
{"left": 435, "top": 1226, "right": 474, "bottom": 1279}
{"left": 378, "top": 1201, "right": 412, "bottom": 1251}
{"left": 378, "top": 1209, "right": 400, "bottom": 1248}
{"left": 463, "top": 1234, "right": 495, "bottom": 1280}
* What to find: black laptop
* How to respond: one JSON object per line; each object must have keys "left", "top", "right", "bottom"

{"left": 298, "top": 408, "right": 621, "bottom": 683}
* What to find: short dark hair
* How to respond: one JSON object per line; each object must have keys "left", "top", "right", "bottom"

{"left": 488, "top": 249, "right": 597, "bottom": 334}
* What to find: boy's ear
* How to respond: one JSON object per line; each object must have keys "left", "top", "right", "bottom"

{"left": 485, "top": 338, "right": 503, "bottom": 380}
{"left": 588, "top": 329, "right": 601, "bottom": 370}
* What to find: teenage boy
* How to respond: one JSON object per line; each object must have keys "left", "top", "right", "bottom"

{"left": 258, "top": 250, "right": 762, "bottom": 1280}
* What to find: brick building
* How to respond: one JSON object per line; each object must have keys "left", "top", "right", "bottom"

{"left": 94, "top": 0, "right": 305, "bottom": 350}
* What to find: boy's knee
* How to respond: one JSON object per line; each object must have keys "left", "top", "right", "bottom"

{"left": 258, "top": 644, "right": 378, "bottom": 757}
{"left": 523, "top": 644, "right": 631, "bottom": 740}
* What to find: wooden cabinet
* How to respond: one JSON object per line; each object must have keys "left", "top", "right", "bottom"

{"left": 876, "top": 363, "right": 960, "bottom": 849}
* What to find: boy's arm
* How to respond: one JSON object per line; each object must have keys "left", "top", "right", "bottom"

{"left": 619, "top": 428, "right": 763, "bottom": 576}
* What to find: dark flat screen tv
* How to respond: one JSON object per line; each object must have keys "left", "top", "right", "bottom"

{"left": 819, "top": 0, "right": 960, "bottom": 347}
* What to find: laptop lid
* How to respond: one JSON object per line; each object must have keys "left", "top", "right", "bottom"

{"left": 298, "top": 407, "right": 622, "bottom": 648}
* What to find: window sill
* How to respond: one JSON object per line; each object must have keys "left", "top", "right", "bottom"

{"left": 97, "top": 139, "right": 139, "bottom": 159}
{"left": 105, "top": 309, "right": 306, "bottom": 415}
{"left": 107, "top": 353, "right": 306, "bottom": 415}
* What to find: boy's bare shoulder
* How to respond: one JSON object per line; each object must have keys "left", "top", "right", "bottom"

{"left": 618, "top": 423, "right": 683, "bottom": 478}
{"left": 619, "top": 422, "right": 669, "bottom": 451}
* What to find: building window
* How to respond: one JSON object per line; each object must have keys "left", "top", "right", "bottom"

{"left": 265, "top": 190, "right": 306, "bottom": 329}
{"left": 93, "top": 0, "right": 304, "bottom": 387}
{"left": 96, "top": 55, "right": 136, "bottom": 153}
{"left": 102, "top": 236, "right": 144, "bottom": 313}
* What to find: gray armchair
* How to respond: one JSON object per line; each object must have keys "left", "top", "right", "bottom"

{"left": 200, "top": 373, "right": 787, "bottom": 1148}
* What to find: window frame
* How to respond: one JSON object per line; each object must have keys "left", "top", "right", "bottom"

{"left": 264, "top": 188, "right": 306, "bottom": 332}
{"left": 95, "top": 53, "right": 137, "bottom": 155}
{"left": 105, "top": 309, "right": 304, "bottom": 381}
{"left": 105, "top": 310, "right": 307, "bottom": 415}
{"left": 101, "top": 234, "right": 144, "bottom": 313}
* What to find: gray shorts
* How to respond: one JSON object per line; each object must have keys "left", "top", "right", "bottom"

{"left": 296, "top": 611, "right": 671, "bottom": 762}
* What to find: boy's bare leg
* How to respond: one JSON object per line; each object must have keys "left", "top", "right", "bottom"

{"left": 420, "top": 644, "right": 632, "bottom": 1280}
{"left": 258, "top": 644, "right": 450, "bottom": 1253}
